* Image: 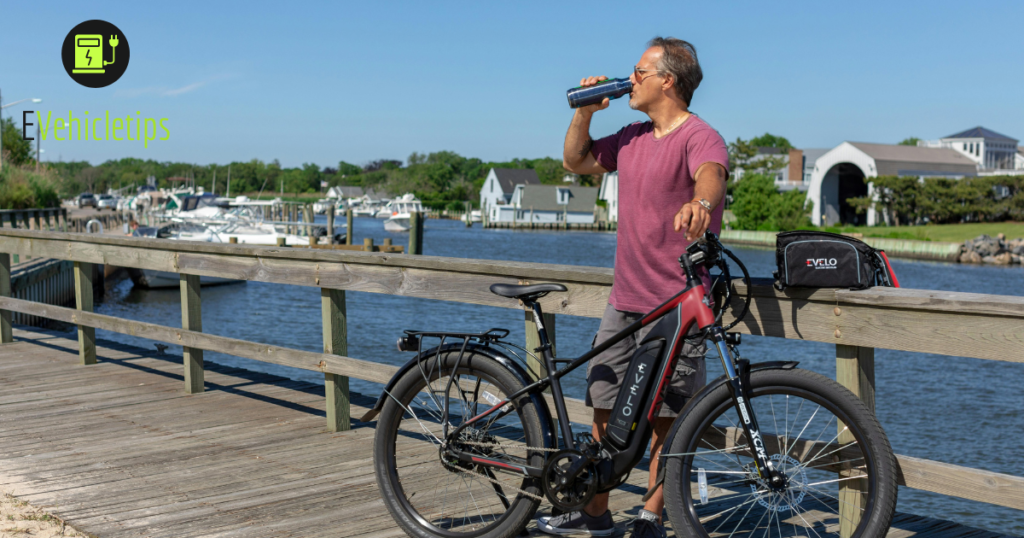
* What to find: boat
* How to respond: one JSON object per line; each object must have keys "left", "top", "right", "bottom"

{"left": 348, "top": 195, "right": 387, "bottom": 217}
{"left": 126, "top": 223, "right": 242, "bottom": 289}
{"left": 462, "top": 209, "right": 482, "bottom": 223}
{"left": 383, "top": 193, "right": 424, "bottom": 232}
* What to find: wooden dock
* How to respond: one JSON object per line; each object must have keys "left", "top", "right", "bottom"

{"left": 0, "top": 328, "right": 1011, "bottom": 538}
{"left": 0, "top": 228, "right": 1020, "bottom": 536}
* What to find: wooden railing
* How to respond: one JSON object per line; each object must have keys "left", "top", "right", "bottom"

{"left": 0, "top": 228, "right": 1020, "bottom": 518}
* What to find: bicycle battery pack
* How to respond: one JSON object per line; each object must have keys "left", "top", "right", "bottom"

{"left": 605, "top": 340, "right": 665, "bottom": 450}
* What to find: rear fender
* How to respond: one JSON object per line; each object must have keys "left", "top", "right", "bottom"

{"left": 643, "top": 360, "right": 799, "bottom": 502}
{"left": 359, "top": 342, "right": 557, "bottom": 450}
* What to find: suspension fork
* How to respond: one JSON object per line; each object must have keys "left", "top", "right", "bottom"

{"left": 709, "top": 327, "right": 783, "bottom": 487}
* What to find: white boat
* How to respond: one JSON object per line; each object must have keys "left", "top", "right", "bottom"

{"left": 383, "top": 193, "right": 424, "bottom": 232}
{"left": 462, "top": 209, "right": 482, "bottom": 223}
{"left": 127, "top": 223, "right": 241, "bottom": 289}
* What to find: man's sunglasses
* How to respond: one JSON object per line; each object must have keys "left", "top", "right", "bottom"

{"left": 633, "top": 66, "right": 663, "bottom": 82}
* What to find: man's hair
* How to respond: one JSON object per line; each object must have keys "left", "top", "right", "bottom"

{"left": 648, "top": 37, "right": 702, "bottom": 106}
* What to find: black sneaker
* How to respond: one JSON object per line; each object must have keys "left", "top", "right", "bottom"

{"left": 537, "top": 509, "right": 615, "bottom": 536}
{"left": 630, "top": 510, "right": 666, "bottom": 538}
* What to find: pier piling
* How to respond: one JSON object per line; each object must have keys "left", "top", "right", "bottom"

{"left": 322, "top": 288, "right": 350, "bottom": 431}
{"left": 73, "top": 261, "right": 96, "bottom": 365}
{"left": 181, "top": 274, "right": 204, "bottom": 394}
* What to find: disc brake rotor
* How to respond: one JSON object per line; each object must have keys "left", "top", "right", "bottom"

{"left": 750, "top": 454, "right": 807, "bottom": 511}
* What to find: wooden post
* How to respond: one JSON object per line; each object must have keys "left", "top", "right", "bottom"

{"left": 305, "top": 204, "right": 314, "bottom": 238}
{"left": 409, "top": 212, "right": 423, "bottom": 255}
{"left": 326, "top": 203, "right": 335, "bottom": 244}
{"left": 836, "top": 344, "right": 874, "bottom": 537}
{"left": 525, "top": 309, "right": 556, "bottom": 434}
{"left": 0, "top": 253, "right": 11, "bottom": 344}
{"left": 345, "top": 206, "right": 354, "bottom": 245}
{"left": 74, "top": 262, "right": 96, "bottom": 365}
{"left": 229, "top": 237, "right": 238, "bottom": 244}
{"left": 383, "top": 238, "right": 392, "bottom": 248}
{"left": 276, "top": 237, "right": 286, "bottom": 247}
{"left": 322, "top": 288, "right": 350, "bottom": 432}
{"left": 524, "top": 310, "right": 556, "bottom": 379}
{"left": 180, "top": 274, "right": 204, "bottom": 394}
{"left": 363, "top": 237, "right": 374, "bottom": 252}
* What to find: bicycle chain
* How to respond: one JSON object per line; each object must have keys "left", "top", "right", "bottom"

{"left": 458, "top": 440, "right": 561, "bottom": 452}
{"left": 443, "top": 440, "right": 560, "bottom": 502}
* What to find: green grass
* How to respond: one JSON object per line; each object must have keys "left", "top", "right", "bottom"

{"left": 815, "top": 222, "right": 1024, "bottom": 243}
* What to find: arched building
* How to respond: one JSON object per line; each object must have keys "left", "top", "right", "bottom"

{"left": 806, "top": 142, "right": 977, "bottom": 226}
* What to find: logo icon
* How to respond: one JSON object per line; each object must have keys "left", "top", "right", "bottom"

{"left": 806, "top": 258, "right": 838, "bottom": 269}
{"left": 62, "top": 20, "right": 130, "bottom": 88}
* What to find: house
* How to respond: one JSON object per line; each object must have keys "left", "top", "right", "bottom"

{"left": 919, "top": 126, "right": 1021, "bottom": 171}
{"left": 479, "top": 168, "right": 541, "bottom": 217}
{"left": 806, "top": 142, "right": 977, "bottom": 226}
{"left": 493, "top": 184, "right": 599, "bottom": 224}
{"left": 731, "top": 148, "right": 830, "bottom": 191}
{"left": 598, "top": 171, "right": 619, "bottom": 222}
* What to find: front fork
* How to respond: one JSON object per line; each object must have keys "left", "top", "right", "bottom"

{"left": 709, "top": 327, "right": 784, "bottom": 489}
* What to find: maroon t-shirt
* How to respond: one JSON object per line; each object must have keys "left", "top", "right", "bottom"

{"left": 591, "top": 115, "right": 729, "bottom": 313}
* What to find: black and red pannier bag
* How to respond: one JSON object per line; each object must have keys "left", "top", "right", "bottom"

{"left": 773, "top": 231, "right": 899, "bottom": 290}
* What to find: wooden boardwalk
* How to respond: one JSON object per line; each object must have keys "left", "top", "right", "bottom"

{"left": 0, "top": 328, "right": 1010, "bottom": 538}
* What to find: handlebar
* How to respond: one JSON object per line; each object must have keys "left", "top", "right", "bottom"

{"left": 678, "top": 231, "right": 752, "bottom": 332}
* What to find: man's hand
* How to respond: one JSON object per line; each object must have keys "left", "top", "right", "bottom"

{"left": 563, "top": 76, "right": 613, "bottom": 175}
{"left": 674, "top": 201, "right": 711, "bottom": 241}
{"left": 576, "top": 76, "right": 612, "bottom": 115}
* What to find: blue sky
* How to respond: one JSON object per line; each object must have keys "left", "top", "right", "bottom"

{"left": 3, "top": 1, "right": 1022, "bottom": 168}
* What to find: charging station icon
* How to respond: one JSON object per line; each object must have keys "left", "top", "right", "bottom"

{"left": 62, "top": 20, "right": 129, "bottom": 88}
{"left": 73, "top": 34, "right": 119, "bottom": 74}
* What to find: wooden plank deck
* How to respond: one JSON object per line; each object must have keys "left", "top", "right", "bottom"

{"left": 0, "top": 328, "right": 1010, "bottom": 538}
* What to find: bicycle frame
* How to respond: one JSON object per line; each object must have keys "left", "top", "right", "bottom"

{"left": 445, "top": 246, "right": 785, "bottom": 493}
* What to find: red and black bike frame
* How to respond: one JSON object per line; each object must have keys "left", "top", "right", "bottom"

{"left": 447, "top": 252, "right": 782, "bottom": 489}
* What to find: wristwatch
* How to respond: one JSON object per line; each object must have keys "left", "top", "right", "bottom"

{"left": 693, "top": 198, "right": 712, "bottom": 212}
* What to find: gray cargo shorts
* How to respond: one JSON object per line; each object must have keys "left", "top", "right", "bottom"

{"left": 586, "top": 303, "right": 708, "bottom": 418}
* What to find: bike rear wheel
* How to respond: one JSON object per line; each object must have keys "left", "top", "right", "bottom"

{"left": 663, "top": 368, "right": 897, "bottom": 538}
{"left": 374, "top": 350, "right": 546, "bottom": 538}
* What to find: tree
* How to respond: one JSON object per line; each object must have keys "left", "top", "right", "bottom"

{"left": 730, "top": 173, "right": 778, "bottom": 231}
{"left": 730, "top": 172, "right": 811, "bottom": 231}
{"left": 1, "top": 117, "right": 33, "bottom": 167}
{"left": 848, "top": 175, "right": 923, "bottom": 226}
{"left": 364, "top": 159, "right": 402, "bottom": 172}
{"left": 729, "top": 133, "right": 791, "bottom": 175}
{"left": 749, "top": 133, "right": 793, "bottom": 151}
{"left": 337, "top": 161, "right": 362, "bottom": 177}
{"left": 898, "top": 137, "right": 920, "bottom": 146}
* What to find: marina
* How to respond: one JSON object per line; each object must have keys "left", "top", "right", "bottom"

{"left": 0, "top": 220, "right": 1021, "bottom": 535}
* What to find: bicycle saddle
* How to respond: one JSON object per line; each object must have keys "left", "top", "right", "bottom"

{"left": 488, "top": 283, "right": 567, "bottom": 301}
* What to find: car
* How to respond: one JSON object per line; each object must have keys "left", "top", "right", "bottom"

{"left": 78, "top": 193, "right": 96, "bottom": 209}
{"left": 97, "top": 194, "right": 118, "bottom": 210}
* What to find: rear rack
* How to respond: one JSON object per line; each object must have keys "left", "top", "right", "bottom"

{"left": 397, "top": 328, "right": 510, "bottom": 353}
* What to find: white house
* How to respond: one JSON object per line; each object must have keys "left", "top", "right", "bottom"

{"left": 919, "top": 127, "right": 1021, "bottom": 172}
{"left": 806, "top": 142, "right": 976, "bottom": 226}
{"left": 479, "top": 168, "right": 541, "bottom": 219}
{"left": 598, "top": 171, "right": 619, "bottom": 222}
{"left": 492, "top": 185, "right": 600, "bottom": 224}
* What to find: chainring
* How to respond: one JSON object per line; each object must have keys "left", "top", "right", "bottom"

{"left": 542, "top": 449, "right": 599, "bottom": 512}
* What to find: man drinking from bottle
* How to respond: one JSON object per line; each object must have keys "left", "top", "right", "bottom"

{"left": 539, "top": 37, "right": 729, "bottom": 538}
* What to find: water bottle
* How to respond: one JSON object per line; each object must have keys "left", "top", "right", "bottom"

{"left": 566, "top": 78, "right": 633, "bottom": 109}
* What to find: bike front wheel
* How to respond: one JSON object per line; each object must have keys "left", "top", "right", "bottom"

{"left": 663, "top": 368, "right": 897, "bottom": 538}
{"left": 374, "top": 349, "right": 546, "bottom": 538}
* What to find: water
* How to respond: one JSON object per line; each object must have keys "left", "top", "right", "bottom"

{"left": 90, "top": 217, "right": 1023, "bottom": 534}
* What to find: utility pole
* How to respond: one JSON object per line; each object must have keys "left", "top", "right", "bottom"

{"left": 35, "top": 120, "right": 40, "bottom": 171}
